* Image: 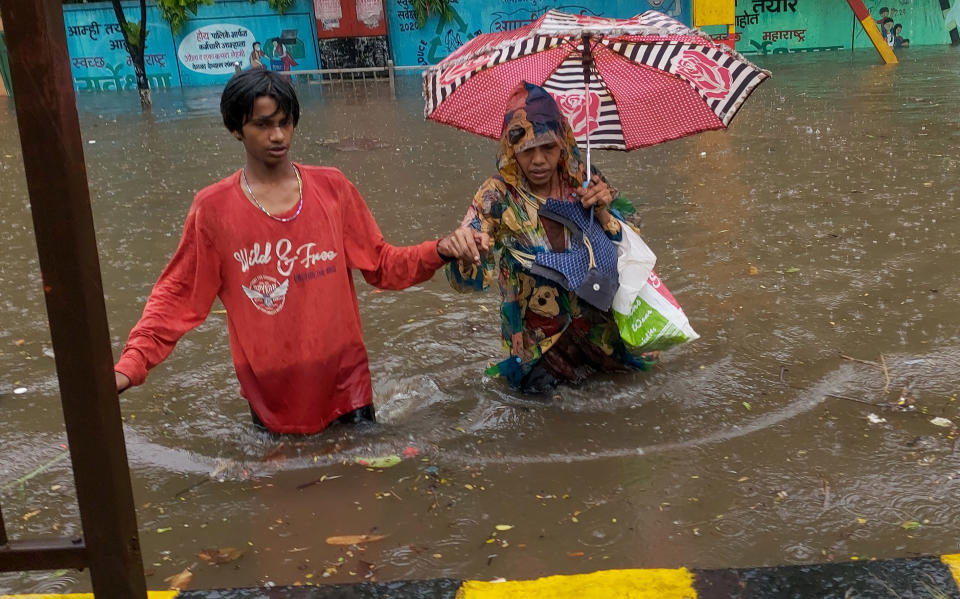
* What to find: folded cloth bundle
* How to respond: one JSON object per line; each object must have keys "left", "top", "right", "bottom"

{"left": 531, "top": 198, "right": 619, "bottom": 311}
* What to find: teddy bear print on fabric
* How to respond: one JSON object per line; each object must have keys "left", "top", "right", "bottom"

{"left": 528, "top": 284, "right": 560, "bottom": 318}
{"left": 517, "top": 272, "right": 562, "bottom": 318}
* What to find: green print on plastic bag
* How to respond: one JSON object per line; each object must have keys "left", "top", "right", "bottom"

{"left": 614, "top": 294, "right": 691, "bottom": 352}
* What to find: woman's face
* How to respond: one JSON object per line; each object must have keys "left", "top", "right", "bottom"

{"left": 515, "top": 141, "right": 562, "bottom": 189}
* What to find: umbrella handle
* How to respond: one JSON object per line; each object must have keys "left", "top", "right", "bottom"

{"left": 581, "top": 33, "right": 593, "bottom": 227}
{"left": 581, "top": 33, "right": 593, "bottom": 191}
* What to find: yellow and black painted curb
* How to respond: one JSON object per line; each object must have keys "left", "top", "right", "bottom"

{"left": 6, "top": 554, "right": 960, "bottom": 598}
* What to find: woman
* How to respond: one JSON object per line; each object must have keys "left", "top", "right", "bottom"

{"left": 447, "top": 82, "right": 655, "bottom": 394}
{"left": 271, "top": 40, "right": 299, "bottom": 72}
{"left": 249, "top": 41, "right": 266, "bottom": 70}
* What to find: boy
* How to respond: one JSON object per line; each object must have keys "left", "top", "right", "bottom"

{"left": 114, "top": 70, "right": 486, "bottom": 434}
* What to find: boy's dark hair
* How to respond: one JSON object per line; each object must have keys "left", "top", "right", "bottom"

{"left": 220, "top": 70, "right": 300, "bottom": 134}
{"left": 879, "top": 6, "right": 889, "bottom": 14}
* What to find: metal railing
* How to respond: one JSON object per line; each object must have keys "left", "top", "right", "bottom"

{"left": 234, "top": 60, "right": 427, "bottom": 97}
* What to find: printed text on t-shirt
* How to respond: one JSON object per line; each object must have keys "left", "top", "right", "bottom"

{"left": 234, "top": 240, "right": 338, "bottom": 277}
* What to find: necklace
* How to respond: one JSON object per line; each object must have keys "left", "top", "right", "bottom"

{"left": 241, "top": 165, "right": 303, "bottom": 223}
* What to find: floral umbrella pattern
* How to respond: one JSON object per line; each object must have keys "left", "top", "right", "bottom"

{"left": 423, "top": 10, "right": 770, "bottom": 151}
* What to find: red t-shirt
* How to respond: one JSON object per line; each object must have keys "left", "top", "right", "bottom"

{"left": 115, "top": 164, "right": 445, "bottom": 433}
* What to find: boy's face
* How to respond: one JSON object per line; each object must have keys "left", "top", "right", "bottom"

{"left": 233, "top": 95, "right": 295, "bottom": 167}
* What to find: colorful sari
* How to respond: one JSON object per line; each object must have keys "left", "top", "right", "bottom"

{"left": 447, "top": 82, "right": 651, "bottom": 392}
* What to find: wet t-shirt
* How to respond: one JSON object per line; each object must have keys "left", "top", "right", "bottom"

{"left": 115, "top": 165, "right": 445, "bottom": 433}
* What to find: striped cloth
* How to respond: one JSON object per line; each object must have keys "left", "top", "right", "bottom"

{"left": 423, "top": 9, "right": 770, "bottom": 151}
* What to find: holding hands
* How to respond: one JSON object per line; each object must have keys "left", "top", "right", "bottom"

{"left": 439, "top": 227, "right": 491, "bottom": 266}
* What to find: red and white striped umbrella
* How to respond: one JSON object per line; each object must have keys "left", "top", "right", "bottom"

{"left": 423, "top": 10, "right": 770, "bottom": 156}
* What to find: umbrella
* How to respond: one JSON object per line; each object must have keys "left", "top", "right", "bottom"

{"left": 423, "top": 9, "right": 770, "bottom": 172}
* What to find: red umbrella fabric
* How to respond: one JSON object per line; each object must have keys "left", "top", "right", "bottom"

{"left": 423, "top": 10, "right": 770, "bottom": 151}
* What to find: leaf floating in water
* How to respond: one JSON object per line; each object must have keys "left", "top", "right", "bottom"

{"left": 325, "top": 534, "right": 387, "bottom": 546}
{"left": 742, "top": 401, "right": 752, "bottom": 411}
{"left": 262, "top": 447, "right": 288, "bottom": 463}
{"left": 198, "top": 547, "right": 243, "bottom": 564}
{"left": 358, "top": 559, "right": 376, "bottom": 579}
{"left": 494, "top": 524, "right": 514, "bottom": 531}
{"left": 355, "top": 455, "right": 402, "bottom": 469}
{"left": 901, "top": 521, "right": 920, "bottom": 530}
{"left": 784, "top": 267, "right": 800, "bottom": 273}
{"left": 164, "top": 568, "right": 193, "bottom": 590}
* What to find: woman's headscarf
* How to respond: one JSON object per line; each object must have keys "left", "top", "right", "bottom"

{"left": 497, "top": 82, "right": 586, "bottom": 191}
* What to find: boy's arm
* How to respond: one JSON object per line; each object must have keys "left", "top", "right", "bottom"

{"left": 339, "top": 176, "right": 484, "bottom": 290}
{"left": 114, "top": 204, "right": 221, "bottom": 389}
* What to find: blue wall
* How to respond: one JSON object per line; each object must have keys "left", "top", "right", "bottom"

{"left": 63, "top": 0, "right": 321, "bottom": 91}
{"left": 173, "top": 0, "right": 320, "bottom": 86}
{"left": 65, "top": 2, "right": 178, "bottom": 91}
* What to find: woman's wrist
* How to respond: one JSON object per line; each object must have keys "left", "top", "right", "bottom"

{"left": 594, "top": 206, "right": 613, "bottom": 225}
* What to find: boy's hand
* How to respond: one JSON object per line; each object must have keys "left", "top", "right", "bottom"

{"left": 438, "top": 227, "right": 491, "bottom": 266}
{"left": 115, "top": 371, "right": 131, "bottom": 393}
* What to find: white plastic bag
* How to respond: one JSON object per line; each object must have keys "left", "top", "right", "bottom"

{"left": 612, "top": 225, "right": 699, "bottom": 352}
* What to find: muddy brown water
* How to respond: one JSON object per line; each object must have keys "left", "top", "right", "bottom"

{"left": 1, "top": 47, "right": 959, "bottom": 592}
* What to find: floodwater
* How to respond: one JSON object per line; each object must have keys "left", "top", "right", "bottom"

{"left": 1, "top": 46, "right": 959, "bottom": 592}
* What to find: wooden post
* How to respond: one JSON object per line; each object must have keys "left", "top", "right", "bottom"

{"left": 0, "top": 0, "right": 147, "bottom": 595}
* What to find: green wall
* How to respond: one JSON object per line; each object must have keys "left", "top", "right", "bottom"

{"left": 700, "top": 0, "right": 955, "bottom": 55}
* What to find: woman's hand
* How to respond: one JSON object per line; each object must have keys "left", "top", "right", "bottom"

{"left": 573, "top": 175, "right": 615, "bottom": 225}
{"left": 438, "top": 227, "right": 491, "bottom": 266}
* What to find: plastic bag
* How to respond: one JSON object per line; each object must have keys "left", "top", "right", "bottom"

{"left": 612, "top": 225, "right": 699, "bottom": 352}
